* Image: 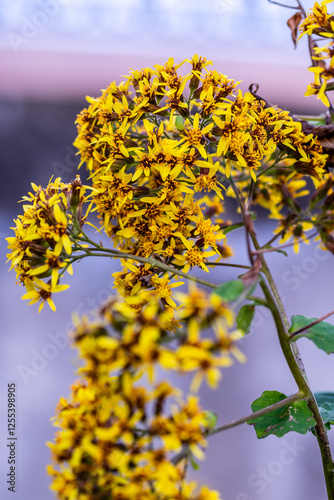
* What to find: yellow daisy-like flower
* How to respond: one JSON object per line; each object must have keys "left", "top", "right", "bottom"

{"left": 181, "top": 113, "right": 213, "bottom": 159}
{"left": 22, "top": 278, "right": 69, "bottom": 312}
{"left": 173, "top": 236, "right": 216, "bottom": 273}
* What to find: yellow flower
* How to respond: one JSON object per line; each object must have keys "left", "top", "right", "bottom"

{"left": 173, "top": 236, "right": 216, "bottom": 273}
{"left": 7, "top": 177, "right": 90, "bottom": 310}
{"left": 275, "top": 219, "right": 314, "bottom": 253}
{"left": 22, "top": 278, "right": 69, "bottom": 312}
{"left": 151, "top": 274, "right": 184, "bottom": 308}
{"left": 180, "top": 113, "right": 213, "bottom": 159}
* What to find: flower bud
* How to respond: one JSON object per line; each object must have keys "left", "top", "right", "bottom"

{"left": 69, "top": 176, "right": 83, "bottom": 210}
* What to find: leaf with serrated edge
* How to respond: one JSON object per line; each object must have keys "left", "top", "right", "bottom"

{"left": 289, "top": 315, "right": 334, "bottom": 354}
{"left": 248, "top": 390, "right": 315, "bottom": 439}
{"left": 315, "top": 392, "right": 334, "bottom": 429}
{"left": 319, "top": 403, "right": 334, "bottom": 426}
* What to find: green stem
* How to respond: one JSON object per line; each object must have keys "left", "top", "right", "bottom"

{"left": 258, "top": 275, "right": 309, "bottom": 392}
{"left": 71, "top": 237, "right": 218, "bottom": 290}
{"left": 256, "top": 150, "right": 288, "bottom": 179}
{"left": 247, "top": 295, "right": 269, "bottom": 307}
{"left": 246, "top": 178, "right": 254, "bottom": 211}
{"left": 207, "top": 392, "right": 303, "bottom": 437}
{"left": 206, "top": 262, "right": 252, "bottom": 270}
{"left": 252, "top": 234, "right": 334, "bottom": 499}
{"left": 171, "top": 446, "right": 190, "bottom": 466}
{"left": 294, "top": 114, "right": 326, "bottom": 123}
{"left": 229, "top": 177, "right": 254, "bottom": 264}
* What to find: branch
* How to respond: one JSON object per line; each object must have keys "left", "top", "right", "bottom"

{"left": 71, "top": 239, "right": 219, "bottom": 290}
{"left": 253, "top": 232, "right": 317, "bottom": 255}
{"left": 251, "top": 233, "right": 334, "bottom": 499}
{"left": 261, "top": 229, "right": 286, "bottom": 248}
{"left": 290, "top": 309, "right": 334, "bottom": 339}
{"left": 207, "top": 392, "right": 303, "bottom": 436}
{"left": 229, "top": 177, "right": 255, "bottom": 265}
{"left": 206, "top": 262, "right": 252, "bottom": 270}
{"left": 247, "top": 295, "right": 269, "bottom": 307}
{"left": 267, "top": 0, "right": 300, "bottom": 9}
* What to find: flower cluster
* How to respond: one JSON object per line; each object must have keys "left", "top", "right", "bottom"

{"left": 299, "top": 0, "right": 334, "bottom": 106}
{"left": 7, "top": 55, "right": 329, "bottom": 310}
{"left": 48, "top": 288, "right": 243, "bottom": 499}
{"left": 70, "top": 55, "right": 328, "bottom": 300}
{"left": 6, "top": 177, "right": 90, "bottom": 311}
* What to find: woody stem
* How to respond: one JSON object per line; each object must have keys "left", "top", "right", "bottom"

{"left": 251, "top": 233, "right": 334, "bottom": 499}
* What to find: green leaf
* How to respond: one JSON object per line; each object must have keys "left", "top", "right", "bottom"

{"left": 275, "top": 249, "right": 288, "bottom": 257}
{"left": 223, "top": 222, "right": 244, "bottom": 234}
{"left": 289, "top": 315, "right": 334, "bottom": 354}
{"left": 263, "top": 246, "right": 288, "bottom": 257}
{"left": 248, "top": 391, "right": 315, "bottom": 439}
{"left": 203, "top": 410, "right": 218, "bottom": 430}
{"left": 189, "top": 454, "right": 200, "bottom": 470}
{"left": 319, "top": 403, "right": 334, "bottom": 430}
{"left": 314, "top": 391, "right": 334, "bottom": 406}
{"left": 214, "top": 280, "right": 246, "bottom": 302}
{"left": 249, "top": 211, "right": 257, "bottom": 221}
{"left": 175, "top": 116, "right": 185, "bottom": 131}
{"left": 314, "top": 392, "right": 334, "bottom": 430}
{"left": 237, "top": 304, "right": 255, "bottom": 334}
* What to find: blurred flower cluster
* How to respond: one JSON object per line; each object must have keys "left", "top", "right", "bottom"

{"left": 48, "top": 288, "right": 243, "bottom": 500}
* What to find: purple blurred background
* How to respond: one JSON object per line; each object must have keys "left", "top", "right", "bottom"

{"left": 1, "top": 1, "right": 334, "bottom": 499}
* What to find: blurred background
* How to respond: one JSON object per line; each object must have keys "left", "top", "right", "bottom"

{"left": 1, "top": 1, "right": 334, "bottom": 499}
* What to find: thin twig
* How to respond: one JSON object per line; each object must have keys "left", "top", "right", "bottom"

{"left": 246, "top": 178, "right": 254, "bottom": 212}
{"left": 207, "top": 392, "right": 303, "bottom": 436}
{"left": 254, "top": 231, "right": 317, "bottom": 255}
{"left": 267, "top": 0, "right": 299, "bottom": 9}
{"left": 261, "top": 229, "right": 286, "bottom": 248}
{"left": 71, "top": 239, "right": 218, "bottom": 289}
{"left": 206, "top": 262, "right": 252, "bottom": 270}
{"left": 296, "top": 0, "right": 306, "bottom": 16}
{"left": 70, "top": 218, "right": 218, "bottom": 289}
{"left": 247, "top": 296, "right": 269, "bottom": 307}
{"left": 229, "top": 177, "right": 255, "bottom": 265}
